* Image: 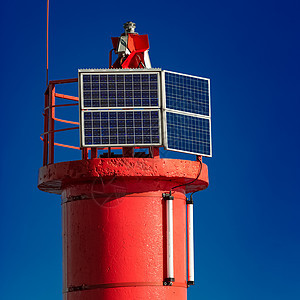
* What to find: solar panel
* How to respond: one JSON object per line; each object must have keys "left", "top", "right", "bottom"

{"left": 162, "top": 70, "right": 212, "bottom": 157}
{"left": 80, "top": 70, "right": 160, "bottom": 109}
{"left": 164, "top": 71, "right": 210, "bottom": 117}
{"left": 81, "top": 109, "right": 161, "bottom": 147}
{"left": 164, "top": 111, "right": 211, "bottom": 157}
{"left": 78, "top": 69, "right": 212, "bottom": 157}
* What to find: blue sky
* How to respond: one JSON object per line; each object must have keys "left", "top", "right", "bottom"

{"left": 1, "top": 0, "right": 300, "bottom": 299}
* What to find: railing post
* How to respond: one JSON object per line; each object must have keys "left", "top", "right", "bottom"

{"left": 82, "top": 148, "right": 89, "bottom": 160}
{"left": 109, "top": 49, "right": 114, "bottom": 68}
{"left": 122, "top": 147, "right": 134, "bottom": 157}
{"left": 150, "top": 147, "right": 160, "bottom": 158}
{"left": 49, "top": 84, "right": 55, "bottom": 164}
{"left": 43, "top": 90, "right": 49, "bottom": 166}
{"left": 91, "top": 147, "right": 98, "bottom": 159}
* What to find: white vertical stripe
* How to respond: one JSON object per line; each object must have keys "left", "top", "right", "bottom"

{"left": 187, "top": 203, "right": 194, "bottom": 282}
{"left": 166, "top": 199, "right": 174, "bottom": 279}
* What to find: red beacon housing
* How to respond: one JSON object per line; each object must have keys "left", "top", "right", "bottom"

{"left": 38, "top": 21, "right": 209, "bottom": 300}
{"left": 110, "top": 21, "right": 151, "bottom": 69}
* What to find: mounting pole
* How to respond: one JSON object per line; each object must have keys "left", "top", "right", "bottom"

{"left": 187, "top": 197, "right": 195, "bottom": 285}
{"left": 163, "top": 193, "right": 175, "bottom": 285}
{"left": 46, "top": 0, "right": 49, "bottom": 86}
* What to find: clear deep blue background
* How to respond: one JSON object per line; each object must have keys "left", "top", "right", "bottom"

{"left": 1, "top": 1, "right": 300, "bottom": 299}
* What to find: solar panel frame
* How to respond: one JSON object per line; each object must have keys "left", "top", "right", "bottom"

{"left": 162, "top": 110, "right": 212, "bottom": 157}
{"left": 161, "top": 70, "right": 211, "bottom": 118}
{"left": 161, "top": 70, "right": 212, "bottom": 157}
{"left": 80, "top": 109, "right": 162, "bottom": 148}
{"left": 78, "top": 69, "right": 161, "bottom": 110}
{"left": 78, "top": 68, "right": 212, "bottom": 156}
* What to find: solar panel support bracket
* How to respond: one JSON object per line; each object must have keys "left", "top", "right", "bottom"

{"left": 186, "top": 198, "right": 193, "bottom": 205}
{"left": 162, "top": 193, "right": 174, "bottom": 200}
{"left": 163, "top": 278, "right": 175, "bottom": 286}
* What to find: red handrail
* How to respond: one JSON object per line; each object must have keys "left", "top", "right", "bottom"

{"left": 43, "top": 80, "right": 81, "bottom": 165}
{"left": 42, "top": 77, "right": 160, "bottom": 165}
{"left": 55, "top": 93, "right": 79, "bottom": 101}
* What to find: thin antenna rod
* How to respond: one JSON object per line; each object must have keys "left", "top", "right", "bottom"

{"left": 46, "top": 0, "right": 49, "bottom": 86}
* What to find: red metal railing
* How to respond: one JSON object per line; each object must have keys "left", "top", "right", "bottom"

{"left": 42, "top": 78, "right": 81, "bottom": 166}
{"left": 42, "top": 78, "right": 127, "bottom": 165}
{"left": 42, "top": 78, "right": 161, "bottom": 166}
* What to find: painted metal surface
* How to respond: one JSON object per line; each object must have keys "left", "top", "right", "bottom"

{"left": 42, "top": 79, "right": 80, "bottom": 165}
{"left": 62, "top": 182, "right": 186, "bottom": 299}
{"left": 38, "top": 158, "right": 208, "bottom": 195}
{"left": 111, "top": 33, "right": 150, "bottom": 69}
{"left": 38, "top": 158, "right": 209, "bottom": 299}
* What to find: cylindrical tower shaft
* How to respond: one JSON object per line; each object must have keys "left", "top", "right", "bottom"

{"left": 62, "top": 181, "right": 186, "bottom": 299}
{"left": 38, "top": 158, "right": 209, "bottom": 299}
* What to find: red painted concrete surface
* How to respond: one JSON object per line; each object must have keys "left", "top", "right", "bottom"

{"left": 38, "top": 158, "right": 209, "bottom": 300}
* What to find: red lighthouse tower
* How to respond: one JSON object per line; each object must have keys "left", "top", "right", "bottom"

{"left": 38, "top": 22, "right": 211, "bottom": 300}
